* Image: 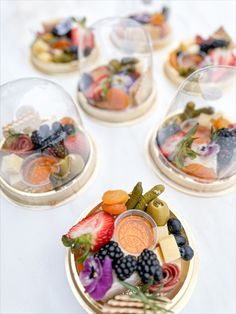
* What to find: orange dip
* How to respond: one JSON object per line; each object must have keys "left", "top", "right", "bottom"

{"left": 115, "top": 215, "right": 155, "bottom": 255}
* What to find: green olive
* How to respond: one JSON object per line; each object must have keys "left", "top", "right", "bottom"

{"left": 146, "top": 198, "right": 170, "bottom": 226}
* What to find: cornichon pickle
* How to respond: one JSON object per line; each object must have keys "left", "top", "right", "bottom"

{"left": 121, "top": 57, "right": 139, "bottom": 65}
{"left": 126, "top": 182, "right": 143, "bottom": 209}
{"left": 136, "top": 184, "right": 165, "bottom": 210}
{"left": 108, "top": 59, "right": 121, "bottom": 72}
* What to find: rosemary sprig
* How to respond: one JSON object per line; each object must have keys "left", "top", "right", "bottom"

{"left": 101, "top": 78, "right": 110, "bottom": 99}
{"left": 119, "top": 281, "right": 173, "bottom": 314}
{"left": 174, "top": 123, "right": 199, "bottom": 169}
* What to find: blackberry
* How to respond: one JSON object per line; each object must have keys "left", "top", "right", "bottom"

{"left": 215, "top": 128, "right": 236, "bottom": 149}
{"left": 95, "top": 241, "right": 124, "bottom": 267}
{"left": 47, "top": 141, "right": 68, "bottom": 158}
{"left": 79, "top": 73, "right": 93, "bottom": 91}
{"left": 137, "top": 249, "right": 163, "bottom": 284}
{"left": 114, "top": 255, "right": 137, "bottom": 281}
{"left": 63, "top": 123, "right": 75, "bottom": 135}
{"left": 52, "top": 122, "right": 64, "bottom": 133}
{"left": 200, "top": 39, "right": 229, "bottom": 54}
{"left": 39, "top": 124, "right": 50, "bottom": 139}
{"left": 157, "top": 123, "right": 181, "bottom": 146}
{"left": 31, "top": 130, "right": 43, "bottom": 149}
{"left": 217, "top": 149, "right": 234, "bottom": 171}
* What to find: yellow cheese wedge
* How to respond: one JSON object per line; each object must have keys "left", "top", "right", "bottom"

{"left": 155, "top": 246, "right": 165, "bottom": 265}
{"left": 159, "top": 234, "right": 181, "bottom": 263}
{"left": 157, "top": 225, "right": 169, "bottom": 241}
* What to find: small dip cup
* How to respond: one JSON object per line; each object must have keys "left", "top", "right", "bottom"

{"left": 114, "top": 210, "right": 158, "bottom": 256}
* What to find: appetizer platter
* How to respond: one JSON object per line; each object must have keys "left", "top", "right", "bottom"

{"left": 31, "top": 16, "right": 98, "bottom": 74}
{"left": 63, "top": 182, "right": 198, "bottom": 314}
{"left": 77, "top": 17, "right": 157, "bottom": 124}
{"left": 165, "top": 27, "right": 236, "bottom": 86}
{"left": 148, "top": 66, "right": 236, "bottom": 196}
{"left": 0, "top": 78, "right": 96, "bottom": 207}
{"left": 129, "top": 7, "right": 172, "bottom": 50}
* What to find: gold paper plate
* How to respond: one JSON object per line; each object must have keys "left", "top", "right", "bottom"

{"left": 65, "top": 203, "right": 199, "bottom": 314}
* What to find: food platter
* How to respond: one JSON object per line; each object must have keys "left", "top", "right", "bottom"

{"left": 63, "top": 183, "right": 198, "bottom": 314}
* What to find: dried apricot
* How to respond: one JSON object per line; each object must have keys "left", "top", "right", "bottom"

{"left": 213, "top": 117, "right": 230, "bottom": 129}
{"left": 182, "top": 163, "right": 217, "bottom": 180}
{"left": 150, "top": 13, "right": 164, "bottom": 26}
{"left": 102, "top": 203, "right": 127, "bottom": 215}
{"left": 107, "top": 88, "right": 129, "bottom": 110}
{"left": 169, "top": 52, "right": 178, "bottom": 70}
{"left": 102, "top": 190, "right": 129, "bottom": 205}
{"left": 60, "top": 117, "right": 76, "bottom": 126}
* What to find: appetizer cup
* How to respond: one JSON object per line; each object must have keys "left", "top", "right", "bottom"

{"left": 77, "top": 17, "right": 157, "bottom": 124}
{"left": 148, "top": 66, "right": 236, "bottom": 196}
{"left": 30, "top": 16, "right": 98, "bottom": 74}
{"left": 165, "top": 26, "right": 236, "bottom": 86}
{"left": 0, "top": 78, "right": 96, "bottom": 208}
{"left": 62, "top": 183, "right": 198, "bottom": 314}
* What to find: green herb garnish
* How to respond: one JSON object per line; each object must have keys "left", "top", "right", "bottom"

{"left": 119, "top": 281, "right": 172, "bottom": 314}
{"left": 174, "top": 123, "right": 199, "bottom": 169}
{"left": 101, "top": 78, "right": 110, "bottom": 99}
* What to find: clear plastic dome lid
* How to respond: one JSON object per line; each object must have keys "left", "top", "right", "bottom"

{"left": 0, "top": 78, "right": 96, "bottom": 207}
{"left": 128, "top": 5, "right": 171, "bottom": 49}
{"left": 165, "top": 26, "right": 236, "bottom": 85}
{"left": 77, "top": 17, "right": 156, "bottom": 123}
{"left": 31, "top": 16, "right": 96, "bottom": 74}
{"left": 150, "top": 66, "right": 236, "bottom": 195}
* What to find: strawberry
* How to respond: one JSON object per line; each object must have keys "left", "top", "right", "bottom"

{"left": 65, "top": 132, "right": 90, "bottom": 161}
{"left": 84, "top": 77, "right": 110, "bottom": 101}
{"left": 71, "top": 27, "right": 95, "bottom": 49}
{"left": 160, "top": 131, "right": 186, "bottom": 158}
{"left": 90, "top": 66, "right": 111, "bottom": 83}
{"left": 62, "top": 211, "right": 114, "bottom": 262}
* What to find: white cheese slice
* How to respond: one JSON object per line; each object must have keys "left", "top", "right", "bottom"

{"left": 1, "top": 154, "right": 23, "bottom": 175}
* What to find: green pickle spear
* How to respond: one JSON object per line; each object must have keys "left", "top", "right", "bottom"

{"left": 136, "top": 184, "right": 165, "bottom": 210}
{"left": 126, "top": 182, "right": 143, "bottom": 209}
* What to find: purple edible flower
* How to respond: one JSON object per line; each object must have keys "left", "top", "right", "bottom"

{"left": 80, "top": 256, "right": 113, "bottom": 301}
{"left": 129, "top": 13, "right": 151, "bottom": 24}
{"left": 200, "top": 143, "right": 220, "bottom": 157}
{"left": 111, "top": 73, "right": 136, "bottom": 93}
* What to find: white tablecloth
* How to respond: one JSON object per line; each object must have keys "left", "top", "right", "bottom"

{"left": 1, "top": 1, "right": 236, "bottom": 313}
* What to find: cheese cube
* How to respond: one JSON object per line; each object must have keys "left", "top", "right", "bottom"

{"left": 159, "top": 234, "right": 181, "bottom": 263}
{"left": 1, "top": 154, "right": 23, "bottom": 175}
{"left": 157, "top": 225, "right": 169, "bottom": 241}
{"left": 155, "top": 246, "right": 164, "bottom": 265}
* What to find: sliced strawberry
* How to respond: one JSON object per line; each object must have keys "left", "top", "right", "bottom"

{"left": 90, "top": 66, "right": 111, "bottom": 83}
{"left": 62, "top": 211, "right": 114, "bottom": 258}
{"left": 71, "top": 27, "right": 81, "bottom": 46}
{"left": 65, "top": 132, "right": 90, "bottom": 161}
{"left": 160, "top": 131, "right": 186, "bottom": 158}
{"left": 84, "top": 76, "right": 110, "bottom": 101}
{"left": 84, "top": 31, "right": 95, "bottom": 49}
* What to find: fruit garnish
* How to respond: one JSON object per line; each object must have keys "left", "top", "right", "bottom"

{"left": 102, "top": 190, "right": 129, "bottom": 205}
{"left": 95, "top": 241, "right": 124, "bottom": 267}
{"left": 160, "top": 131, "right": 186, "bottom": 158}
{"left": 182, "top": 163, "right": 217, "bottom": 180}
{"left": 106, "top": 88, "right": 130, "bottom": 110}
{"left": 64, "top": 132, "right": 90, "bottom": 161}
{"left": 179, "top": 245, "right": 194, "bottom": 261}
{"left": 102, "top": 203, "right": 127, "bottom": 215}
{"left": 149, "top": 263, "right": 181, "bottom": 294}
{"left": 62, "top": 211, "right": 115, "bottom": 262}
{"left": 150, "top": 13, "right": 164, "bottom": 26}
{"left": 213, "top": 117, "right": 230, "bottom": 129}
{"left": 22, "top": 155, "right": 58, "bottom": 186}
{"left": 80, "top": 256, "right": 113, "bottom": 301}
{"left": 126, "top": 182, "right": 143, "bottom": 209}
{"left": 174, "top": 124, "right": 199, "bottom": 169}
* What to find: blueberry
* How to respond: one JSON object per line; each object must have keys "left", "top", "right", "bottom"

{"left": 52, "top": 18, "right": 72, "bottom": 37}
{"left": 174, "top": 234, "right": 186, "bottom": 247}
{"left": 63, "top": 124, "right": 75, "bottom": 136}
{"left": 167, "top": 218, "right": 182, "bottom": 234}
{"left": 39, "top": 124, "right": 50, "bottom": 139}
{"left": 52, "top": 122, "right": 63, "bottom": 132}
{"left": 69, "top": 45, "right": 78, "bottom": 55}
{"left": 179, "top": 245, "right": 194, "bottom": 261}
{"left": 79, "top": 73, "right": 93, "bottom": 91}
